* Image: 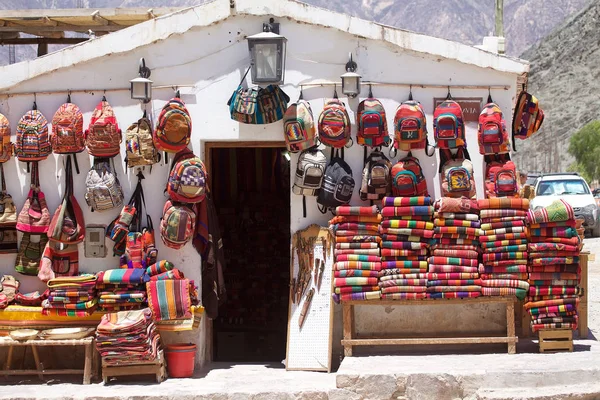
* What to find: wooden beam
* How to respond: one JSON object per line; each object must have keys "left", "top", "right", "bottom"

{"left": 0, "top": 24, "right": 122, "bottom": 33}
{"left": 0, "top": 32, "right": 18, "bottom": 39}
{"left": 28, "top": 31, "right": 65, "bottom": 39}
{"left": 91, "top": 10, "right": 110, "bottom": 26}
{"left": 42, "top": 16, "right": 58, "bottom": 26}
{"left": 0, "top": 8, "right": 185, "bottom": 19}
{"left": 0, "top": 37, "right": 87, "bottom": 45}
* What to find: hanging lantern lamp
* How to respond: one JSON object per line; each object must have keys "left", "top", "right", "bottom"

{"left": 247, "top": 18, "right": 287, "bottom": 85}
{"left": 341, "top": 53, "right": 361, "bottom": 98}
{"left": 130, "top": 57, "right": 153, "bottom": 103}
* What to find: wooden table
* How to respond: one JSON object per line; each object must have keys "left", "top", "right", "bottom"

{"left": 342, "top": 296, "right": 517, "bottom": 356}
{"left": 0, "top": 337, "right": 95, "bottom": 384}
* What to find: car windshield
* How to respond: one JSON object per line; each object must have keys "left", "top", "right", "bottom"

{"left": 536, "top": 179, "right": 590, "bottom": 196}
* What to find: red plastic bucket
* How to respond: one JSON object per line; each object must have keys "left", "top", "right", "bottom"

{"left": 165, "top": 343, "right": 196, "bottom": 378}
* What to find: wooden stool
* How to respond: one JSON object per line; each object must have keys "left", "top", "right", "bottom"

{"left": 539, "top": 328, "right": 573, "bottom": 353}
{"left": 101, "top": 350, "right": 166, "bottom": 384}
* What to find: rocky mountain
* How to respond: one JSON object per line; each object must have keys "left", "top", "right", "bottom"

{"left": 511, "top": 1, "right": 600, "bottom": 174}
{"left": 0, "top": 0, "right": 590, "bottom": 65}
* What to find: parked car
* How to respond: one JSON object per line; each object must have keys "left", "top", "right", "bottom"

{"left": 530, "top": 173, "right": 599, "bottom": 237}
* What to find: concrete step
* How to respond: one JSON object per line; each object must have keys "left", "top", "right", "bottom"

{"left": 472, "top": 384, "right": 600, "bottom": 400}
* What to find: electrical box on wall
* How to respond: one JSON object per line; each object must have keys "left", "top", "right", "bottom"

{"left": 85, "top": 225, "right": 106, "bottom": 258}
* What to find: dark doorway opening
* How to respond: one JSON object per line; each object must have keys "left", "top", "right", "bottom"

{"left": 209, "top": 145, "right": 291, "bottom": 362}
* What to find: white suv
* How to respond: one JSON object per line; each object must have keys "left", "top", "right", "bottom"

{"left": 531, "top": 173, "right": 599, "bottom": 237}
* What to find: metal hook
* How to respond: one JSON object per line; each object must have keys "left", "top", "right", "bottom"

{"left": 408, "top": 85, "right": 413, "bottom": 101}
{"left": 487, "top": 87, "right": 493, "bottom": 104}
{"left": 333, "top": 84, "right": 338, "bottom": 99}
{"left": 299, "top": 86, "right": 304, "bottom": 101}
{"left": 67, "top": 90, "right": 72, "bottom": 103}
{"left": 175, "top": 86, "right": 180, "bottom": 98}
{"left": 446, "top": 86, "right": 452, "bottom": 100}
{"left": 102, "top": 90, "right": 107, "bottom": 102}
{"left": 368, "top": 84, "right": 373, "bottom": 98}
{"left": 32, "top": 93, "right": 37, "bottom": 110}
{"left": 139, "top": 57, "right": 151, "bottom": 79}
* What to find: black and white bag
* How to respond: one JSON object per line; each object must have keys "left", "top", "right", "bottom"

{"left": 317, "top": 150, "right": 355, "bottom": 213}
{"left": 293, "top": 148, "right": 327, "bottom": 217}
{"left": 360, "top": 150, "right": 392, "bottom": 201}
{"left": 84, "top": 158, "right": 124, "bottom": 212}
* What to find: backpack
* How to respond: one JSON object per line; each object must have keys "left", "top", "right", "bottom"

{"left": 293, "top": 148, "right": 327, "bottom": 217}
{"left": 360, "top": 151, "right": 392, "bottom": 201}
{"left": 17, "top": 163, "right": 51, "bottom": 234}
{"left": 84, "top": 159, "right": 124, "bottom": 212}
{"left": 283, "top": 100, "right": 317, "bottom": 153}
{"left": 38, "top": 241, "right": 79, "bottom": 282}
{"left": 512, "top": 90, "right": 544, "bottom": 150}
{"left": 0, "top": 113, "right": 13, "bottom": 163}
{"left": 14, "top": 233, "right": 48, "bottom": 276}
{"left": 433, "top": 100, "right": 465, "bottom": 149}
{"left": 440, "top": 147, "right": 476, "bottom": 199}
{"left": 317, "top": 152, "right": 355, "bottom": 212}
{"left": 357, "top": 97, "right": 389, "bottom": 148}
{"left": 478, "top": 102, "right": 509, "bottom": 155}
{"left": 85, "top": 99, "right": 122, "bottom": 158}
{"left": 167, "top": 150, "right": 207, "bottom": 204}
{"left": 15, "top": 110, "right": 51, "bottom": 162}
{"left": 0, "top": 164, "right": 17, "bottom": 255}
{"left": 155, "top": 97, "right": 192, "bottom": 154}
{"left": 160, "top": 200, "right": 197, "bottom": 249}
{"left": 318, "top": 98, "right": 352, "bottom": 148}
{"left": 390, "top": 153, "right": 429, "bottom": 197}
{"left": 393, "top": 100, "right": 427, "bottom": 152}
{"left": 125, "top": 115, "right": 160, "bottom": 168}
{"left": 51, "top": 102, "right": 85, "bottom": 155}
{"left": 484, "top": 158, "right": 518, "bottom": 198}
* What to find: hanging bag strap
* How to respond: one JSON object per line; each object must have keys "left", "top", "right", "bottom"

{"left": 0, "top": 163, "right": 6, "bottom": 194}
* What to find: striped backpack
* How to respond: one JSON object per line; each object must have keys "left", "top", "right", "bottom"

{"left": 85, "top": 99, "right": 122, "bottom": 158}
{"left": 160, "top": 200, "right": 196, "bottom": 249}
{"left": 484, "top": 158, "right": 518, "bottom": 198}
{"left": 283, "top": 100, "right": 317, "bottom": 153}
{"left": 478, "top": 102, "right": 509, "bottom": 155}
{"left": 391, "top": 154, "right": 429, "bottom": 197}
{"left": 357, "top": 97, "right": 389, "bottom": 148}
{"left": 393, "top": 100, "right": 428, "bottom": 152}
{"left": 154, "top": 97, "right": 192, "bottom": 154}
{"left": 318, "top": 98, "right": 352, "bottom": 148}
{"left": 51, "top": 102, "right": 85, "bottom": 156}
{"left": 360, "top": 150, "right": 392, "bottom": 201}
{"left": 0, "top": 113, "right": 13, "bottom": 163}
{"left": 433, "top": 100, "right": 465, "bottom": 149}
{"left": 512, "top": 90, "right": 544, "bottom": 150}
{"left": 167, "top": 150, "right": 207, "bottom": 204}
{"left": 125, "top": 115, "right": 160, "bottom": 168}
{"left": 15, "top": 110, "right": 51, "bottom": 162}
{"left": 440, "top": 147, "right": 476, "bottom": 199}
{"left": 84, "top": 159, "right": 124, "bottom": 212}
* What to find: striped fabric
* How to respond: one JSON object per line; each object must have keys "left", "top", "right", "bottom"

{"left": 335, "top": 235, "right": 381, "bottom": 243}
{"left": 480, "top": 273, "right": 528, "bottom": 280}
{"left": 335, "top": 270, "right": 380, "bottom": 278}
{"left": 380, "top": 220, "right": 434, "bottom": 229}
{"left": 381, "top": 242, "right": 428, "bottom": 250}
{"left": 435, "top": 213, "right": 479, "bottom": 221}
{"left": 379, "top": 279, "right": 428, "bottom": 286}
{"left": 382, "top": 196, "right": 432, "bottom": 207}
{"left": 427, "top": 279, "right": 481, "bottom": 286}
{"left": 527, "top": 199, "right": 574, "bottom": 224}
{"left": 334, "top": 286, "right": 380, "bottom": 294}
{"left": 478, "top": 198, "right": 529, "bottom": 210}
{"left": 381, "top": 286, "right": 427, "bottom": 293}
{"left": 97, "top": 269, "right": 149, "bottom": 285}
{"left": 482, "top": 239, "right": 527, "bottom": 248}
{"left": 382, "top": 260, "right": 428, "bottom": 269}
{"left": 146, "top": 279, "right": 192, "bottom": 321}
{"left": 381, "top": 248, "right": 428, "bottom": 257}
{"left": 329, "top": 215, "right": 382, "bottom": 225}
{"left": 426, "top": 272, "right": 480, "bottom": 280}
{"left": 427, "top": 292, "right": 481, "bottom": 299}
{"left": 382, "top": 293, "right": 426, "bottom": 300}
{"left": 335, "top": 291, "right": 381, "bottom": 301}
{"left": 381, "top": 206, "right": 434, "bottom": 217}
{"left": 480, "top": 279, "right": 530, "bottom": 290}
{"left": 531, "top": 257, "right": 579, "bottom": 265}
{"left": 335, "top": 248, "right": 380, "bottom": 256}
{"left": 528, "top": 243, "right": 579, "bottom": 252}
{"left": 432, "top": 249, "right": 479, "bottom": 259}
{"left": 483, "top": 245, "right": 527, "bottom": 253}
{"left": 428, "top": 256, "right": 479, "bottom": 266}
{"left": 480, "top": 220, "right": 525, "bottom": 230}
{"left": 334, "top": 223, "right": 380, "bottom": 231}
{"left": 336, "top": 242, "right": 379, "bottom": 249}
{"left": 334, "top": 261, "right": 382, "bottom": 271}
{"left": 335, "top": 205, "right": 379, "bottom": 216}
{"left": 380, "top": 228, "right": 434, "bottom": 238}
{"left": 334, "top": 277, "right": 378, "bottom": 286}
{"left": 426, "top": 285, "right": 481, "bottom": 292}
{"left": 336, "top": 254, "right": 381, "bottom": 262}
{"left": 146, "top": 260, "right": 174, "bottom": 277}
{"left": 480, "top": 209, "right": 527, "bottom": 219}
{"left": 482, "top": 287, "right": 527, "bottom": 299}
{"left": 428, "top": 265, "right": 479, "bottom": 273}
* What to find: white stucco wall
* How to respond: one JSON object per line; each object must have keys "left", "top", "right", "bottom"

{"left": 0, "top": 9, "right": 525, "bottom": 367}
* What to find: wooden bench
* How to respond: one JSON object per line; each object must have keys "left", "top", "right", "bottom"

{"left": 0, "top": 337, "right": 95, "bottom": 384}
{"left": 342, "top": 296, "right": 517, "bottom": 356}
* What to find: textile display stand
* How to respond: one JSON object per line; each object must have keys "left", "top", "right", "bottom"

{"left": 101, "top": 349, "right": 166, "bottom": 384}
{"left": 0, "top": 337, "right": 96, "bottom": 384}
{"left": 342, "top": 296, "right": 518, "bottom": 356}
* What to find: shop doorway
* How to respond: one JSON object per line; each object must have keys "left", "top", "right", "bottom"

{"left": 206, "top": 142, "right": 291, "bottom": 362}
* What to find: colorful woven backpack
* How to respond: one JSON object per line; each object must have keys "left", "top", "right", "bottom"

{"left": 283, "top": 99, "right": 317, "bottom": 153}
{"left": 125, "top": 114, "right": 160, "bottom": 168}
{"left": 160, "top": 200, "right": 197, "bottom": 249}
{"left": 17, "top": 163, "right": 51, "bottom": 234}
{"left": 51, "top": 101, "right": 85, "bottom": 167}
{"left": 85, "top": 99, "right": 122, "bottom": 158}
{"left": 155, "top": 97, "right": 192, "bottom": 154}
{"left": 478, "top": 102, "right": 510, "bottom": 155}
{"left": 393, "top": 100, "right": 428, "bottom": 152}
{"left": 390, "top": 154, "right": 429, "bottom": 197}
{"left": 484, "top": 157, "right": 518, "bottom": 198}
{"left": 14, "top": 233, "right": 48, "bottom": 275}
{"left": 318, "top": 98, "right": 352, "bottom": 148}
{"left": 439, "top": 147, "right": 476, "bottom": 199}
{"left": 512, "top": 90, "right": 544, "bottom": 150}
{"left": 15, "top": 109, "right": 51, "bottom": 162}
{"left": 167, "top": 150, "right": 207, "bottom": 204}
{"left": 0, "top": 113, "right": 13, "bottom": 163}
{"left": 356, "top": 95, "right": 389, "bottom": 148}
{"left": 433, "top": 100, "right": 465, "bottom": 149}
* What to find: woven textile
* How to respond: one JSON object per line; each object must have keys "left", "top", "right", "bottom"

{"left": 482, "top": 252, "right": 528, "bottom": 262}
{"left": 531, "top": 322, "right": 577, "bottom": 332}
{"left": 530, "top": 251, "right": 580, "bottom": 258}
{"left": 381, "top": 293, "right": 427, "bottom": 300}
{"left": 528, "top": 303, "right": 576, "bottom": 315}
{"left": 381, "top": 242, "right": 428, "bottom": 250}
{"left": 480, "top": 279, "right": 530, "bottom": 290}
{"left": 334, "top": 223, "right": 380, "bottom": 232}
{"left": 379, "top": 279, "right": 428, "bottom": 286}
{"left": 481, "top": 226, "right": 526, "bottom": 235}
{"left": 426, "top": 272, "right": 480, "bottom": 280}
{"left": 335, "top": 235, "right": 381, "bottom": 243}
{"left": 435, "top": 219, "right": 481, "bottom": 228}
{"left": 527, "top": 199, "right": 574, "bottom": 224}
{"left": 528, "top": 265, "right": 579, "bottom": 273}
{"left": 435, "top": 213, "right": 480, "bottom": 221}
{"left": 335, "top": 248, "right": 380, "bottom": 256}
{"left": 481, "top": 216, "right": 528, "bottom": 223}
{"left": 97, "top": 269, "right": 149, "bottom": 285}
{"left": 381, "top": 220, "right": 434, "bottom": 229}
{"left": 335, "top": 291, "right": 381, "bottom": 301}
{"left": 146, "top": 280, "right": 192, "bottom": 321}
{"left": 335, "top": 230, "right": 379, "bottom": 237}
{"left": 428, "top": 292, "right": 481, "bottom": 299}
{"left": 531, "top": 257, "right": 579, "bottom": 265}
{"left": 529, "top": 221, "right": 577, "bottom": 229}
{"left": 427, "top": 279, "right": 482, "bottom": 286}
{"left": 426, "top": 285, "right": 481, "bottom": 292}
{"left": 428, "top": 265, "right": 479, "bottom": 273}
{"left": 435, "top": 198, "right": 480, "bottom": 213}
{"left": 382, "top": 261, "right": 428, "bottom": 269}
{"left": 485, "top": 259, "right": 528, "bottom": 266}
{"left": 336, "top": 254, "right": 381, "bottom": 262}
{"left": 524, "top": 298, "right": 579, "bottom": 309}
{"left": 480, "top": 273, "right": 528, "bottom": 280}
{"left": 379, "top": 268, "right": 425, "bottom": 276}
{"left": 382, "top": 197, "right": 432, "bottom": 207}
{"left": 380, "top": 228, "right": 434, "bottom": 238}
{"left": 530, "top": 279, "right": 579, "bottom": 286}
{"left": 479, "top": 232, "right": 527, "bottom": 242}
{"left": 428, "top": 256, "right": 479, "bottom": 266}
{"left": 381, "top": 286, "right": 427, "bottom": 293}
{"left": 529, "top": 227, "right": 577, "bottom": 238}
{"left": 480, "top": 209, "right": 528, "bottom": 219}
{"left": 480, "top": 265, "right": 528, "bottom": 273}
{"left": 379, "top": 273, "right": 428, "bottom": 281}
{"left": 41, "top": 308, "right": 96, "bottom": 317}
{"left": 381, "top": 206, "right": 434, "bottom": 217}
{"left": 336, "top": 242, "right": 379, "bottom": 249}
{"left": 329, "top": 215, "right": 382, "bottom": 225}
{"left": 335, "top": 205, "right": 379, "bottom": 216}
{"left": 432, "top": 244, "right": 479, "bottom": 252}
{"left": 381, "top": 234, "right": 430, "bottom": 243}
{"left": 148, "top": 269, "right": 185, "bottom": 281}
{"left": 42, "top": 298, "right": 97, "bottom": 310}
{"left": 435, "top": 238, "right": 479, "bottom": 246}
{"left": 334, "top": 286, "right": 380, "bottom": 294}
{"left": 482, "top": 287, "right": 527, "bottom": 299}
{"left": 482, "top": 239, "right": 527, "bottom": 248}
{"left": 480, "top": 220, "right": 525, "bottom": 230}
{"left": 335, "top": 270, "right": 380, "bottom": 278}
{"left": 381, "top": 248, "right": 428, "bottom": 257}
{"left": 432, "top": 249, "right": 479, "bottom": 259}
{"left": 146, "top": 260, "right": 174, "bottom": 277}
{"left": 478, "top": 198, "right": 529, "bottom": 210}
{"left": 528, "top": 272, "right": 579, "bottom": 280}
{"left": 334, "top": 262, "right": 382, "bottom": 271}
{"left": 528, "top": 287, "right": 581, "bottom": 296}
{"left": 529, "top": 236, "right": 580, "bottom": 245}
{"left": 434, "top": 226, "right": 481, "bottom": 237}
{"left": 483, "top": 245, "right": 527, "bottom": 253}
{"left": 334, "top": 277, "right": 378, "bottom": 286}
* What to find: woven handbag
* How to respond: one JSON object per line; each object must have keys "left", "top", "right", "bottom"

{"left": 0, "top": 164, "right": 18, "bottom": 254}
{"left": 16, "top": 162, "right": 51, "bottom": 234}
{"left": 37, "top": 240, "right": 80, "bottom": 283}
{"left": 14, "top": 233, "right": 48, "bottom": 275}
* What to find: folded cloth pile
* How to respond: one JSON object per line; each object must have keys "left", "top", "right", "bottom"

{"left": 478, "top": 198, "right": 530, "bottom": 300}
{"left": 41, "top": 275, "right": 98, "bottom": 316}
{"left": 331, "top": 205, "right": 382, "bottom": 302}
{"left": 428, "top": 198, "right": 482, "bottom": 299}
{"left": 96, "top": 308, "right": 161, "bottom": 366}
{"left": 525, "top": 199, "right": 582, "bottom": 332}
{"left": 378, "top": 197, "right": 433, "bottom": 300}
{"left": 96, "top": 269, "right": 150, "bottom": 312}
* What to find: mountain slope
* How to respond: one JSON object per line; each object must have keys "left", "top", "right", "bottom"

{"left": 512, "top": 1, "right": 600, "bottom": 173}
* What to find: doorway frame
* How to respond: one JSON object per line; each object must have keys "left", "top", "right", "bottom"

{"left": 203, "top": 140, "right": 288, "bottom": 363}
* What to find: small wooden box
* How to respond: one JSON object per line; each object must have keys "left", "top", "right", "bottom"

{"left": 539, "top": 329, "right": 573, "bottom": 353}
{"left": 102, "top": 350, "right": 166, "bottom": 384}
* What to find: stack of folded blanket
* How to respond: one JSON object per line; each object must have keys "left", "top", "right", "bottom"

{"left": 378, "top": 197, "right": 433, "bottom": 300}
{"left": 331, "top": 205, "right": 382, "bottom": 302}
{"left": 478, "top": 198, "right": 530, "bottom": 300}
{"left": 429, "top": 198, "right": 482, "bottom": 299}
{"left": 525, "top": 199, "right": 582, "bottom": 332}
{"left": 96, "top": 269, "right": 149, "bottom": 311}
{"left": 41, "top": 275, "right": 98, "bottom": 316}
{"left": 96, "top": 308, "right": 161, "bottom": 366}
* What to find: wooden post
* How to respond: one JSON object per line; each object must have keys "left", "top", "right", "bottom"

{"left": 342, "top": 303, "right": 354, "bottom": 357}
{"left": 37, "top": 42, "right": 48, "bottom": 57}
{"left": 83, "top": 341, "right": 92, "bottom": 385}
{"left": 506, "top": 299, "right": 516, "bottom": 354}
{"left": 579, "top": 252, "right": 589, "bottom": 338}
{"left": 30, "top": 345, "right": 44, "bottom": 380}
{"left": 5, "top": 345, "right": 13, "bottom": 370}
{"left": 495, "top": 0, "right": 504, "bottom": 37}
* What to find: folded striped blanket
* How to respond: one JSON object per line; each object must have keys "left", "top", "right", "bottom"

{"left": 482, "top": 287, "right": 527, "bottom": 299}
{"left": 41, "top": 307, "right": 97, "bottom": 317}
{"left": 335, "top": 229, "right": 379, "bottom": 236}
{"left": 529, "top": 227, "right": 578, "bottom": 238}
{"left": 47, "top": 289, "right": 95, "bottom": 297}
{"left": 379, "top": 273, "right": 428, "bottom": 281}
{"left": 533, "top": 310, "right": 578, "bottom": 318}
{"left": 99, "top": 297, "right": 145, "bottom": 304}
{"left": 528, "top": 265, "right": 579, "bottom": 273}
{"left": 480, "top": 279, "right": 529, "bottom": 290}
{"left": 479, "top": 232, "right": 527, "bottom": 242}
{"left": 434, "top": 238, "right": 479, "bottom": 246}
{"left": 435, "top": 219, "right": 481, "bottom": 228}
{"left": 97, "top": 269, "right": 149, "bottom": 285}
{"left": 334, "top": 223, "right": 380, "bottom": 232}
{"left": 482, "top": 252, "right": 528, "bottom": 262}
{"left": 384, "top": 215, "right": 434, "bottom": 221}
{"left": 382, "top": 255, "right": 428, "bottom": 262}
{"left": 382, "top": 196, "right": 432, "bottom": 207}
{"left": 336, "top": 291, "right": 381, "bottom": 301}
{"left": 381, "top": 228, "right": 434, "bottom": 238}
{"left": 334, "top": 285, "right": 380, "bottom": 294}
{"left": 379, "top": 279, "right": 428, "bottom": 287}
{"left": 335, "top": 270, "right": 380, "bottom": 278}
{"left": 334, "top": 277, "right": 378, "bottom": 286}
{"left": 529, "top": 251, "right": 580, "bottom": 258}
{"left": 42, "top": 298, "right": 98, "bottom": 310}
{"left": 428, "top": 256, "right": 479, "bottom": 266}
{"left": 428, "top": 279, "right": 482, "bottom": 286}
{"left": 435, "top": 213, "right": 479, "bottom": 221}
{"left": 334, "top": 261, "right": 382, "bottom": 271}
{"left": 381, "top": 286, "right": 428, "bottom": 293}
{"left": 426, "top": 272, "right": 480, "bottom": 280}
{"left": 528, "top": 287, "right": 581, "bottom": 296}
{"left": 527, "top": 296, "right": 579, "bottom": 303}
{"left": 146, "top": 260, "right": 174, "bottom": 277}
{"left": 381, "top": 220, "right": 434, "bottom": 229}
{"left": 531, "top": 322, "right": 577, "bottom": 332}
{"left": 481, "top": 226, "right": 526, "bottom": 236}
{"left": 528, "top": 272, "right": 579, "bottom": 280}
{"left": 379, "top": 268, "right": 427, "bottom": 276}
{"left": 480, "top": 220, "right": 525, "bottom": 231}
{"left": 431, "top": 244, "right": 479, "bottom": 252}
{"left": 149, "top": 269, "right": 185, "bottom": 281}
{"left": 427, "top": 285, "right": 482, "bottom": 292}
{"left": 526, "top": 199, "right": 574, "bottom": 224}
{"left": 335, "top": 249, "right": 380, "bottom": 256}
{"left": 381, "top": 206, "right": 434, "bottom": 217}
{"left": 428, "top": 265, "right": 479, "bottom": 273}
{"left": 336, "top": 205, "right": 379, "bottom": 216}
{"left": 432, "top": 249, "right": 479, "bottom": 259}
{"left": 336, "top": 254, "right": 381, "bottom": 262}
{"left": 335, "top": 235, "right": 381, "bottom": 243}
{"left": 435, "top": 198, "right": 480, "bottom": 213}
{"left": 528, "top": 303, "right": 577, "bottom": 315}
{"left": 381, "top": 234, "right": 431, "bottom": 243}
{"left": 336, "top": 242, "right": 379, "bottom": 249}
{"left": 479, "top": 265, "right": 528, "bottom": 273}
{"left": 47, "top": 275, "right": 97, "bottom": 288}
{"left": 531, "top": 257, "right": 579, "bottom": 266}
{"left": 478, "top": 198, "right": 529, "bottom": 210}
{"left": 480, "top": 212, "right": 527, "bottom": 221}
{"left": 529, "top": 220, "right": 576, "bottom": 229}
{"left": 480, "top": 273, "right": 528, "bottom": 280}
{"left": 532, "top": 316, "right": 578, "bottom": 325}
{"left": 485, "top": 259, "right": 528, "bottom": 267}
{"left": 434, "top": 226, "right": 481, "bottom": 237}
{"left": 99, "top": 291, "right": 146, "bottom": 300}
{"left": 381, "top": 248, "right": 428, "bottom": 257}
{"left": 428, "top": 292, "right": 481, "bottom": 299}
{"left": 47, "top": 295, "right": 95, "bottom": 304}
{"left": 525, "top": 297, "right": 580, "bottom": 309}
{"left": 329, "top": 215, "right": 382, "bottom": 225}
{"left": 528, "top": 243, "right": 579, "bottom": 252}
{"left": 529, "top": 237, "right": 581, "bottom": 246}
{"left": 382, "top": 293, "right": 427, "bottom": 300}
{"left": 434, "top": 234, "right": 479, "bottom": 241}
{"left": 382, "top": 261, "right": 428, "bottom": 269}
{"left": 483, "top": 245, "right": 528, "bottom": 254}
{"left": 481, "top": 239, "right": 528, "bottom": 248}
{"left": 381, "top": 241, "right": 428, "bottom": 250}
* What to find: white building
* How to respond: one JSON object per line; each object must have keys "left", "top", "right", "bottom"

{"left": 0, "top": 0, "right": 529, "bottom": 368}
